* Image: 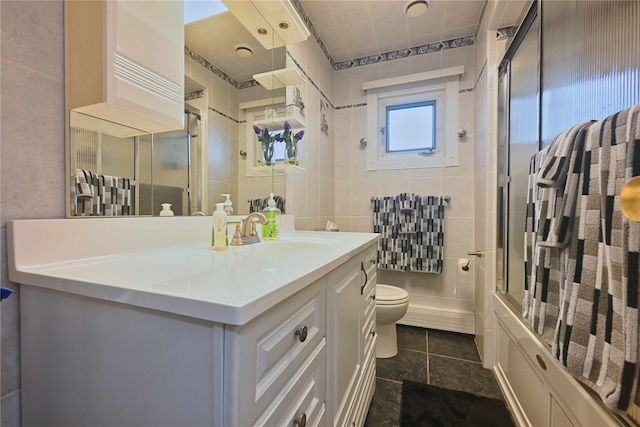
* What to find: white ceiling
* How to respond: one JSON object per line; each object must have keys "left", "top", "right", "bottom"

{"left": 300, "top": 0, "right": 483, "bottom": 62}
{"left": 185, "top": 0, "right": 527, "bottom": 83}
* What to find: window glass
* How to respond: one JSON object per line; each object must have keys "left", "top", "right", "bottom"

{"left": 366, "top": 76, "right": 459, "bottom": 171}
{"left": 386, "top": 102, "right": 435, "bottom": 153}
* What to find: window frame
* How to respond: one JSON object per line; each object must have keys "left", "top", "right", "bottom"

{"left": 366, "top": 76, "right": 459, "bottom": 171}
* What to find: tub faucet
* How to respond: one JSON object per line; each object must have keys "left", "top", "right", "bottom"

{"left": 230, "top": 212, "right": 268, "bottom": 245}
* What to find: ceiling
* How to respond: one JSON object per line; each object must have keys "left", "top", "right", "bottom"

{"left": 185, "top": 0, "right": 527, "bottom": 84}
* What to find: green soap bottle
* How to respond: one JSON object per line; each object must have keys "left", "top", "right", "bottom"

{"left": 262, "top": 193, "right": 281, "bottom": 240}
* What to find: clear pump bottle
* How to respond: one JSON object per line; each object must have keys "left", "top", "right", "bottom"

{"left": 262, "top": 193, "right": 281, "bottom": 240}
{"left": 212, "top": 203, "right": 228, "bottom": 251}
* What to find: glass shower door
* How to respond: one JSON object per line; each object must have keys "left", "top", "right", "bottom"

{"left": 138, "top": 110, "right": 202, "bottom": 216}
{"left": 499, "top": 9, "right": 540, "bottom": 311}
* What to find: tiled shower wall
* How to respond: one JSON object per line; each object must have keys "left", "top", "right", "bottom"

{"left": 333, "top": 45, "right": 476, "bottom": 315}
{"left": 1, "top": 1, "right": 66, "bottom": 425}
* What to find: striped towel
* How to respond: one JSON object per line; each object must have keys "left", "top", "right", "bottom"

{"left": 537, "top": 121, "right": 593, "bottom": 248}
{"left": 552, "top": 104, "right": 640, "bottom": 414}
{"left": 397, "top": 193, "right": 418, "bottom": 234}
{"left": 523, "top": 145, "right": 563, "bottom": 343}
{"left": 74, "top": 170, "right": 131, "bottom": 216}
{"left": 75, "top": 169, "right": 94, "bottom": 199}
{"left": 372, "top": 196, "right": 404, "bottom": 270}
{"left": 372, "top": 194, "right": 444, "bottom": 273}
{"left": 248, "top": 195, "right": 286, "bottom": 214}
{"left": 411, "top": 196, "right": 444, "bottom": 273}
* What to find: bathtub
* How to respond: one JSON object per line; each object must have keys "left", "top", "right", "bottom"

{"left": 493, "top": 295, "right": 619, "bottom": 427}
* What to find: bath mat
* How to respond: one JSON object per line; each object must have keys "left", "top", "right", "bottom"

{"left": 400, "top": 380, "right": 515, "bottom": 427}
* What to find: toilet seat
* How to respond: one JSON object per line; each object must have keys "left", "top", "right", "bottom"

{"left": 376, "top": 284, "right": 409, "bottom": 305}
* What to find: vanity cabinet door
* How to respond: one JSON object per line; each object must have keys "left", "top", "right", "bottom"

{"left": 224, "top": 278, "right": 326, "bottom": 427}
{"left": 328, "top": 256, "right": 363, "bottom": 427}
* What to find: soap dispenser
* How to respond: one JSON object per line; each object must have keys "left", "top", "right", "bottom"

{"left": 212, "top": 203, "right": 228, "bottom": 251}
{"left": 262, "top": 193, "right": 281, "bottom": 240}
{"left": 159, "top": 203, "right": 174, "bottom": 216}
{"left": 221, "top": 194, "right": 234, "bottom": 216}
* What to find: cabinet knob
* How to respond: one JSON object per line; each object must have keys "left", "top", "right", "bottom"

{"left": 294, "top": 412, "right": 307, "bottom": 427}
{"left": 536, "top": 354, "right": 547, "bottom": 371}
{"left": 295, "top": 325, "right": 308, "bottom": 343}
{"left": 371, "top": 330, "right": 376, "bottom": 336}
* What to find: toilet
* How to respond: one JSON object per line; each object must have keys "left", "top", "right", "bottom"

{"left": 375, "top": 284, "right": 410, "bottom": 358}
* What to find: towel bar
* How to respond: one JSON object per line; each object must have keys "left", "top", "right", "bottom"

{"left": 370, "top": 195, "right": 451, "bottom": 202}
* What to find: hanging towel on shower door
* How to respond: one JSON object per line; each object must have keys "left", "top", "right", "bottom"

{"left": 524, "top": 121, "right": 593, "bottom": 344}
{"left": 553, "top": 104, "right": 640, "bottom": 414}
{"left": 524, "top": 144, "right": 566, "bottom": 344}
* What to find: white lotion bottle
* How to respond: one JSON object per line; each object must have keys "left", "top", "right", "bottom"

{"left": 221, "top": 193, "right": 234, "bottom": 216}
{"left": 212, "top": 203, "right": 228, "bottom": 251}
{"left": 159, "top": 203, "right": 174, "bottom": 216}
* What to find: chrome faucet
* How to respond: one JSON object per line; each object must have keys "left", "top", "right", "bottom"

{"left": 230, "top": 212, "right": 268, "bottom": 246}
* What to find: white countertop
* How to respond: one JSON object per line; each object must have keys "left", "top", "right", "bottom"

{"left": 8, "top": 217, "right": 378, "bottom": 325}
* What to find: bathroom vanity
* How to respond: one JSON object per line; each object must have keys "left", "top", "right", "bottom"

{"left": 8, "top": 217, "right": 378, "bottom": 427}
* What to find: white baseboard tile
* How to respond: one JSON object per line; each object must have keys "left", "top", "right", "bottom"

{"left": 397, "top": 304, "right": 475, "bottom": 334}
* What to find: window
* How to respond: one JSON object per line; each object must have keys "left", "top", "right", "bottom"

{"left": 365, "top": 70, "right": 461, "bottom": 170}
{"left": 386, "top": 101, "right": 436, "bottom": 153}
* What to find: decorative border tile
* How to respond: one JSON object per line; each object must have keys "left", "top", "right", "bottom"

{"left": 497, "top": 26, "right": 518, "bottom": 40}
{"left": 333, "top": 36, "right": 475, "bottom": 70}
{"left": 335, "top": 103, "right": 367, "bottom": 110}
{"left": 185, "top": 46, "right": 259, "bottom": 89}
{"left": 208, "top": 106, "right": 239, "bottom": 123}
{"left": 185, "top": 89, "right": 204, "bottom": 101}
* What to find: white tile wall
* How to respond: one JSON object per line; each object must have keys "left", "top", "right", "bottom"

{"left": 334, "top": 46, "right": 476, "bottom": 315}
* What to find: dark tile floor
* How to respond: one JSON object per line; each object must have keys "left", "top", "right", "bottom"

{"left": 364, "top": 325, "right": 505, "bottom": 427}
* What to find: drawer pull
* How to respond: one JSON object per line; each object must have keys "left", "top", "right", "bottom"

{"left": 295, "top": 325, "right": 308, "bottom": 343}
{"left": 536, "top": 354, "right": 547, "bottom": 371}
{"left": 361, "top": 262, "right": 368, "bottom": 295}
{"left": 371, "top": 330, "right": 376, "bottom": 336}
{"left": 370, "top": 294, "right": 376, "bottom": 301}
{"left": 369, "top": 258, "right": 376, "bottom": 265}
{"left": 294, "top": 412, "right": 307, "bottom": 427}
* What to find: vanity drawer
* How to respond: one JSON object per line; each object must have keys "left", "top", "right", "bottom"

{"left": 362, "top": 245, "right": 377, "bottom": 278}
{"left": 253, "top": 340, "right": 326, "bottom": 427}
{"left": 362, "top": 293, "right": 376, "bottom": 358}
{"left": 362, "top": 275, "right": 376, "bottom": 355}
{"left": 226, "top": 278, "right": 326, "bottom": 426}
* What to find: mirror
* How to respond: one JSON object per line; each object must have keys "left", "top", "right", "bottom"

{"left": 66, "top": 1, "right": 289, "bottom": 217}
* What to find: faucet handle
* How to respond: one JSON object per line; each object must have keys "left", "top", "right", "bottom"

{"left": 227, "top": 221, "right": 243, "bottom": 246}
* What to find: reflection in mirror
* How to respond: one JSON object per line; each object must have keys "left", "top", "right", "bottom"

{"left": 69, "top": 110, "right": 204, "bottom": 217}
{"left": 69, "top": 111, "right": 140, "bottom": 217}
{"left": 68, "top": 1, "right": 296, "bottom": 217}
{"left": 139, "top": 110, "right": 203, "bottom": 216}
{"left": 184, "top": 2, "right": 291, "bottom": 215}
